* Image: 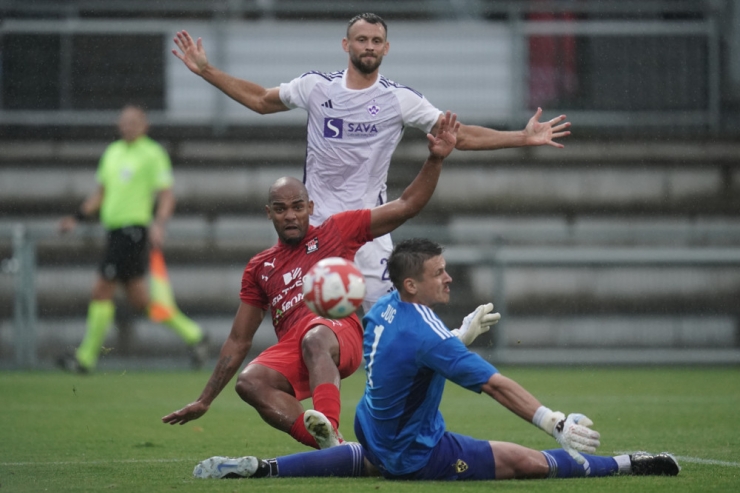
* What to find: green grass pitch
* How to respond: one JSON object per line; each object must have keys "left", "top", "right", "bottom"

{"left": 2, "top": 366, "right": 739, "bottom": 492}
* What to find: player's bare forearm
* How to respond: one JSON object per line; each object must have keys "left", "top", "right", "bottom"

{"left": 455, "top": 125, "right": 528, "bottom": 150}
{"left": 200, "top": 66, "right": 288, "bottom": 115}
{"left": 160, "top": 345, "right": 248, "bottom": 425}
{"left": 198, "top": 351, "right": 245, "bottom": 404}
{"left": 173, "top": 30, "right": 286, "bottom": 114}
{"left": 369, "top": 155, "right": 443, "bottom": 238}
{"left": 197, "top": 313, "right": 258, "bottom": 404}
{"left": 198, "top": 301, "right": 263, "bottom": 404}
{"left": 439, "top": 108, "right": 571, "bottom": 150}
{"left": 481, "top": 373, "right": 542, "bottom": 423}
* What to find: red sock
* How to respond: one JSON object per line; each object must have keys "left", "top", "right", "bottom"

{"left": 312, "top": 383, "right": 341, "bottom": 430}
{"left": 289, "top": 413, "right": 319, "bottom": 449}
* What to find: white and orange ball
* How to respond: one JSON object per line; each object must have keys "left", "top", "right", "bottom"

{"left": 303, "top": 257, "right": 366, "bottom": 319}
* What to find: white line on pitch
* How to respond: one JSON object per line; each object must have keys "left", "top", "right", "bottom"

{"left": 6, "top": 454, "right": 740, "bottom": 469}
{"left": 1, "top": 458, "right": 197, "bottom": 467}
{"left": 674, "top": 456, "right": 740, "bottom": 468}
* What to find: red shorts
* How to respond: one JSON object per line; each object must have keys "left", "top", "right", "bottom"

{"left": 248, "top": 314, "right": 363, "bottom": 401}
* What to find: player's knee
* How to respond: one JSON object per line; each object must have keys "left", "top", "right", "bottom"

{"left": 301, "top": 327, "right": 339, "bottom": 366}
{"left": 91, "top": 278, "right": 116, "bottom": 300}
{"left": 491, "top": 442, "right": 549, "bottom": 479}
{"left": 235, "top": 373, "right": 263, "bottom": 404}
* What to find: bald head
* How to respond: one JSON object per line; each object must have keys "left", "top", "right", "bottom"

{"left": 268, "top": 176, "right": 308, "bottom": 203}
{"left": 266, "top": 177, "right": 313, "bottom": 245}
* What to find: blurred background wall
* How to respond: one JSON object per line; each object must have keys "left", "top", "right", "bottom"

{"left": 1, "top": 0, "right": 739, "bottom": 369}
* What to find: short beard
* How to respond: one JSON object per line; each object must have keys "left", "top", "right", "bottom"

{"left": 350, "top": 54, "right": 382, "bottom": 75}
{"left": 282, "top": 235, "right": 302, "bottom": 246}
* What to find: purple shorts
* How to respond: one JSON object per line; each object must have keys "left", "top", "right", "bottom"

{"left": 367, "top": 431, "right": 496, "bottom": 481}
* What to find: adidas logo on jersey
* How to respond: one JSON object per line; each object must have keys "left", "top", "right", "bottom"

{"left": 321, "top": 100, "right": 333, "bottom": 108}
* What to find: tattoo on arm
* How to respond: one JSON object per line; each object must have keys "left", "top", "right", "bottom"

{"left": 205, "top": 355, "right": 234, "bottom": 395}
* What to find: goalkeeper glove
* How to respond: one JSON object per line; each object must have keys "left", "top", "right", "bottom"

{"left": 533, "top": 406, "right": 601, "bottom": 464}
{"left": 451, "top": 303, "right": 501, "bottom": 346}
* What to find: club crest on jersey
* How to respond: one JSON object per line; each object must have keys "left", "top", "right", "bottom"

{"left": 119, "top": 166, "right": 134, "bottom": 182}
{"left": 367, "top": 103, "right": 380, "bottom": 116}
{"left": 306, "top": 237, "right": 319, "bottom": 254}
{"left": 455, "top": 459, "right": 469, "bottom": 473}
{"left": 323, "top": 118, "right": 343, "bottom": 138}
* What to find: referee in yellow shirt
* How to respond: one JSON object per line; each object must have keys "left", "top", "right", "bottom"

{"left": 58, "top": 105, "right": 207, "bottom": 372}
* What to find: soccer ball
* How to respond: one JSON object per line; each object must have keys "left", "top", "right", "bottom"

{"left": 303, "top": 257, "right": 366, "bottom": 319}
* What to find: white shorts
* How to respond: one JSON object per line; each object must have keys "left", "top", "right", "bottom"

{"left": 354, "top": 233, "right": 395, "bottom": 312}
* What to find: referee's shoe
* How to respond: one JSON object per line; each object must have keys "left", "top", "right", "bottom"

{"left": 189, "top": 333, "right": 210, "bottom": 370}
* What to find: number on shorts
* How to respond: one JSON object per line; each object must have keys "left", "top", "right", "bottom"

{"left": 380, "top": 257, "right": 390, "bottom": 281}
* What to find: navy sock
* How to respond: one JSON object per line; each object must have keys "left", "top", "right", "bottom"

{"left": 274, "top": 443, "right": 365, "bottom": 477}
{"left": 541, "top": 449, "right": 619, "bottom": 478}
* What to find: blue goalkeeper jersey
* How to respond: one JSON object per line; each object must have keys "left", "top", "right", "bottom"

{"left": 355, "top": 291, "right": 498, "bottom": 476}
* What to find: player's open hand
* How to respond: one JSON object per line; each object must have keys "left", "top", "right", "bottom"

{"left": 452, "top": 303, "right": 501, "bottom": 346}
{"left": 172, "top": 30, "right": 210, "bottom": 75}
{"left": 553, "top": 413, "right": 601, "bottom": 464}
{"left": 524, "top": 107, "right": 571, "bottom": 148}
{"left": 162, "top": 401, "right": 210, "bottom": 425}
{"left": 427, "top": 111, "right": 459, "bottom": 159}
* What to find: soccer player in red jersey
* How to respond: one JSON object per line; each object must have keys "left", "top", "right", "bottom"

{"left": 162, "top": 112, "right": 459, "bottom": 449}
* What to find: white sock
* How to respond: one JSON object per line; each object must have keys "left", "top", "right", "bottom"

{"left": 613, "top": 454, "right": 631, "bottom": 475}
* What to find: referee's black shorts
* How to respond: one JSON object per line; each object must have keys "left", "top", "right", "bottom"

{"left": 99, "top": 226, "right": 149, "bottom": 282}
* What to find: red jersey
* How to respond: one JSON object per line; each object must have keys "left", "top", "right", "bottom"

{"left": 240, "top": 209, "right": 373, "bottom": 340}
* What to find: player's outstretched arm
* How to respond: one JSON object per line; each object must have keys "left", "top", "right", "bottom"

{"left": 482, "top": 373, "right": 600, "bottom": 464}
{"left": 172, "top": 30, "right": 289, "bottom": 115}
{"left": 369, "top": 111, "right": 459, "bottom": 238}
{"left": 437, "top": 107, "right": 571, "bottom": 150}
{"left": 161, "top": 302, "right": 264, "bottom": 425}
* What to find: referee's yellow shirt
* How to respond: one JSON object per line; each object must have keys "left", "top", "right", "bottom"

{"left": 95, "top": 136, "right": 173, "bottom": 230}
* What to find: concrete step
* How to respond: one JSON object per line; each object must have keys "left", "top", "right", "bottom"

{"left": 2, "top": 260, "right": 738, "bottom": 319}
{"left": 3, "top": 156, "right": 739, "bottom": 215}
{"left": 2, "top": 138, "right": 740, "bottom": 166}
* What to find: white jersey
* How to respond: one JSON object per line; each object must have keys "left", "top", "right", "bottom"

{"left": 279, "top": 69, "right": 442, "bottom": 224}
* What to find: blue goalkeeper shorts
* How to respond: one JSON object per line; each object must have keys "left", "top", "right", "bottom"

{"left": 369, "top": 431, "right": 496, "bottom": 481}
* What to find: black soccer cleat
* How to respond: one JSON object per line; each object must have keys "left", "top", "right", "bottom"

{"left": 629, "top": 452, "right": 680, "bottom": 476}
{"left": 189, "top": 333, "right": 210, "bottom": 370}
{"left": 56, "top": 354, "right": 89, "bottom": 374}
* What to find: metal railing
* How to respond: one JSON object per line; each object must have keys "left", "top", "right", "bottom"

{"left": 1, "top": 225, "right": 37, "bottom": 369}
{"left": 4, "top": 224, "right": 740, "bottom": 368}
{"left": 0, "top": 0, "right": 720, "bottom": 20}
{"left": 0, "top": 1, "right": 729, "bottom": 134}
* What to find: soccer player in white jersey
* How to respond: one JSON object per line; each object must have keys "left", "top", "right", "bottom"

{"left": 172, "top": 12, "right": 571, "bottom": 310}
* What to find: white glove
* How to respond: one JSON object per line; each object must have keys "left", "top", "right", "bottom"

{"left": 533, "top": 407, "right": 601, "bottom": 464}
{"left": 553, "top": 413, "right": 601, "bottom": 464}
{"left": 451, "top": 303, "right": 501, "bottom": 346}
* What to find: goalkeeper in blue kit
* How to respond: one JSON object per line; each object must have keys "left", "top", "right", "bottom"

{"left": 192, "top": 238, "right": 680, "bottom": 481}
